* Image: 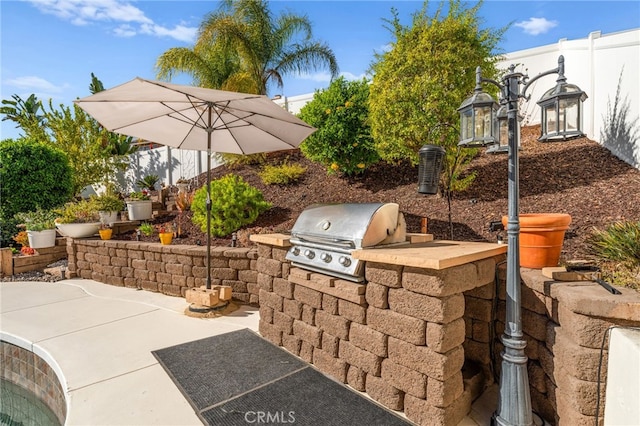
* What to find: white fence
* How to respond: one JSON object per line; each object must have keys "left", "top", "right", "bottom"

{"left": 117, "top": 28, "right": 639, "bottom": 188}
{"left": 116, "top": 146, "right": 221, "bottom": 192}
{"left": 497, "top": 29, "right": 640, "bottom": 168}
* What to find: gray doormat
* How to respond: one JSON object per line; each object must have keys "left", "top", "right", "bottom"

{"left": 152, "top": 328, "right": 411, "bottom": 425}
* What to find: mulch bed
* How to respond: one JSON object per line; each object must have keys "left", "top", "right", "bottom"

{"left": 118, "top": 125, "right": 640, "bottom": 264}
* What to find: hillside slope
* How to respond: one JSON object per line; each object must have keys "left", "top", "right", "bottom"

{"left": 171, "top": 125, "right": 640, "bottom": 262}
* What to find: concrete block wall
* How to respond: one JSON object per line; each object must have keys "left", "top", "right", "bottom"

{"left": 67, "top": 239, "right": 257, "bottom": 302}
{"left": 255, "top": 242, "right": 501, "bottom": 426}
{"left": 495, "top": 267, "right": 640, "bottom": 425}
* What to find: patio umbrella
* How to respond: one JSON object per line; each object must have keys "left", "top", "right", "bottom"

{"left": 75, "top": 77, "right": 315, "bottom": 289}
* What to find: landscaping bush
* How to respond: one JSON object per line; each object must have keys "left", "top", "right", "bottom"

{"left": 259, "top": 161, "right": 306, "bottom": 185}
{"left": 191, "top": 174, "right": 271, "bottom": 237}
{"left": 587, "top": 220, "right": 640, "bottom": 289}
{"left": 299, "top": 77, "right": 379, "bottom": 175}
{"left": 0, "top": 138, "right": 73, "bottom": 246}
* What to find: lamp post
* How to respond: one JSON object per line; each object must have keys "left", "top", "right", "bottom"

{"left": 457, "top": 55, "right": 587, "bottom": 426}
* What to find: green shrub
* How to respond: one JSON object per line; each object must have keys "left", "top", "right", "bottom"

{"left": 0, "top": 138, "right": 73, "bottom": 246}
{"left": 191, "top": 174, "right": 271, "bottom": 237}
{"left": 299, "top": 77, "right": 379, "bottom": 175}
{"left": 138, "top": 222, "right": 154, "bottom": 237}
{"left": 588, "top": 220, "right": 640, "bottom": 289}
{"left": 588, "top": 221, "right": 640, "bottom": 267}
{"left": 259, "top": 161, "right": 306, "bottom": 185}
{"left": 214, "top": 153, "right": 266, "bottom": 168}
{"left": 54, "top": 199, "right": 100, "bottom": 224}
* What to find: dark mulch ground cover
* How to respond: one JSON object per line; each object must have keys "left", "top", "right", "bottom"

{"left": 133, "top": 125, "right": 640, "bottom": 265}
{"left": 8, "top": 125, "right": 638, "bottom": 283}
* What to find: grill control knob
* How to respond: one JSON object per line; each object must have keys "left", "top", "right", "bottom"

{"left": 304, "top": 249, "right": 315, "bottom": 259}
{"left": 291, "top": 247, "right": 300, "bottom": 256}
{"left": 338, "top": 256, "right": 351, "bottom": 267}
{"left": 320, "top": 253, "right": 332, "bottom": 263}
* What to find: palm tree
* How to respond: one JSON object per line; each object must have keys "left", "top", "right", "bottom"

{"left": 156, "top": 0, "right": 339, "bottom": 96}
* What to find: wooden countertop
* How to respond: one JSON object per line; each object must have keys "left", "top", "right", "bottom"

{"left": 250, "top": 234, "right": 506, "bottom": 270}
{"left": 352, "top": 240, "right": 507, "bottom": 270}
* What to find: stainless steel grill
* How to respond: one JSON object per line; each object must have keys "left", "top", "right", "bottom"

{"left": 286, "top": 203, "right": 406, "bottom": 282}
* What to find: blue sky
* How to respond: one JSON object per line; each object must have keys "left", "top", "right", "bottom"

{"left": 1, "top": 0, "right": 639, "bottom": 140}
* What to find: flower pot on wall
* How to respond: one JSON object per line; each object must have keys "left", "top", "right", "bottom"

{"left": 159, "top": 233, "right": 173, "bottom": 245}
{"left": 27, "top": 229, "right": 57, "bottom": 249}
{"left": 126, "top": 201, "right": 152, "bottom": 221}
{"left": 99, "top": 229, "right": 113, "bottom": 240}
{"left": 55, "top": 222, "right": 101, "bottom": 238}
{"left": 502, "top": 213, "right": 572, "bottom": 268}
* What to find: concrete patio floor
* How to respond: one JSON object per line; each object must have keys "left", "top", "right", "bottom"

{"left": 0, "top": 279, "right": 496, "bottom": 425}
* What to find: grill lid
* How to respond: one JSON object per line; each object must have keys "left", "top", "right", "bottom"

{"left": 290, "top": 202, "right": 405, "bottom": 248}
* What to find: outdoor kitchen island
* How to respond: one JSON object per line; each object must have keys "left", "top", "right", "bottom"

{"left": 250, "top": 233, "right": 507, "bottom": 426}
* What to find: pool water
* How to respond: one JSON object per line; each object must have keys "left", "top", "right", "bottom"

{"left": 0, "top": 378, "right": 61, "bottom": 426}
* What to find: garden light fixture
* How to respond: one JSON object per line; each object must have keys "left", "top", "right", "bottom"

{"left": 457, "top": 55, "right": 587, "bottom": 426}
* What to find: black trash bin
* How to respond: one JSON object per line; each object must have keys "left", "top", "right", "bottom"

{"left": 418, "top": 144, "right": 445, "bottom": 195}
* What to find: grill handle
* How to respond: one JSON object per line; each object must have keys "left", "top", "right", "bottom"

{"left": 290, "top": 237, "right": 355, "bottom": 253}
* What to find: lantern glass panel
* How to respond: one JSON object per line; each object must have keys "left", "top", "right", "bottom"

{"left": 561, "top": 98, "right": 579, "bottom": 132}
{"left": 460, "top": 108, "right": 473, "bottom": 141}
{"left": 545, "top": 104, "right": 557, "bottom": 134}
{"left": 474, "top": 106, "right": 493, "bottom": 138}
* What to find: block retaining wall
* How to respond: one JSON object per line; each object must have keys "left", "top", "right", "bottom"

{"left": 67, "top": 238, "right": 640, "bottom": 425}
{"left": 505, "top": 267, "right": 640, "bottom": 426}
{"left": 67, "top": 239, "right": 258, "bottom": 302}
{"left": 255, "top": 242, "right": 500, "bottom": 426}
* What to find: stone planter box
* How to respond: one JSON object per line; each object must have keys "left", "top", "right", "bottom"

{"left": 0, "top": 238, "right": 67, "bottom": 276}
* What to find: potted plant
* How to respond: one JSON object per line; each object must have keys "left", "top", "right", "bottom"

{"left": 126, "top": 190, "right": 152, "bottom": 221}
{"left": 15, "top": 207, "right": 58, "bottom": 249}
{"left": 99, "top": 223, "right": 113, "bottom": 240}
{"left": 94, "top": 193, "right": 125, "bottom": 226}
{"left": 136, "top": 174, "right": 159, "bottom": 192}
{"left": 158, "top": 223, "right": 173, "bottom": 245}
{"left": 54, "top": 199, "right": 101, "bottom": 238}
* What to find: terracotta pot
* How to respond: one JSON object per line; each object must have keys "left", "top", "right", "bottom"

{"left": 502, "top": 213, "right": 572, "bottom": 268}
{"left": 159, "top": 233, "right": 173, "bottom": 245}
{"left": 99, "top": 229, "right": 112, "bottom": 240}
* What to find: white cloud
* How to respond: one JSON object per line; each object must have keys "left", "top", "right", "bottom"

{"left": 5, "top": 76, "right": 65, "bottom": 93}
{"left": 514, "top": 17, "right": 558, "bottom": 36}
{"left": 27, "top": 0, "right": 196, "bottom": 42}
{"left": 298, "top": 72, "right": 332, "bottom": 83}
{"left": 340, "top": 72, "right": 368, "bottom": 81}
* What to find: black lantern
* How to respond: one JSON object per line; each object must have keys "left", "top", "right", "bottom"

{"left": 417, "top": 144, "right": 446, "bottom": 194}
{"left": 457, "top": 67, "right": 499, "bottom": 147}
{"left": 455, "top": 55, "right": 587, "bottom": 426}
{"left": 537, "top": 58, "right": 588, "bottom": 141}
{"left": 487, "top": 102, "right": 523, "bottom": 154}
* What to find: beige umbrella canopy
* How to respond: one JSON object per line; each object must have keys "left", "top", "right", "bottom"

{"left": 75, "top": 77, "right": 316, "bottom": 289}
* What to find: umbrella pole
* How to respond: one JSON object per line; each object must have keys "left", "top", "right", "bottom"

{"left": 206, "top": 110, "right": 212, "bottom": 290}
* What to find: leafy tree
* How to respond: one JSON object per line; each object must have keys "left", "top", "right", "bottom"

{"left": 0, "top": 138, "right": 73, "bottom": 246}
{"left": 159, "top": 0, "right": 339, "bottom": 96}
{"left": 0, "top": 94, "right": 48, "bottom": 141}
{"left": 156, "top": 40, "right": 241, "bottom": 89}
{"left": 369, "top": 0, "right": 504, "bottom": 166}
{"left": 43, "top": 100, "right": 115, "bottom": 196}
{"left": 299, "top": 77, "right": 379, "bottom": 175}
